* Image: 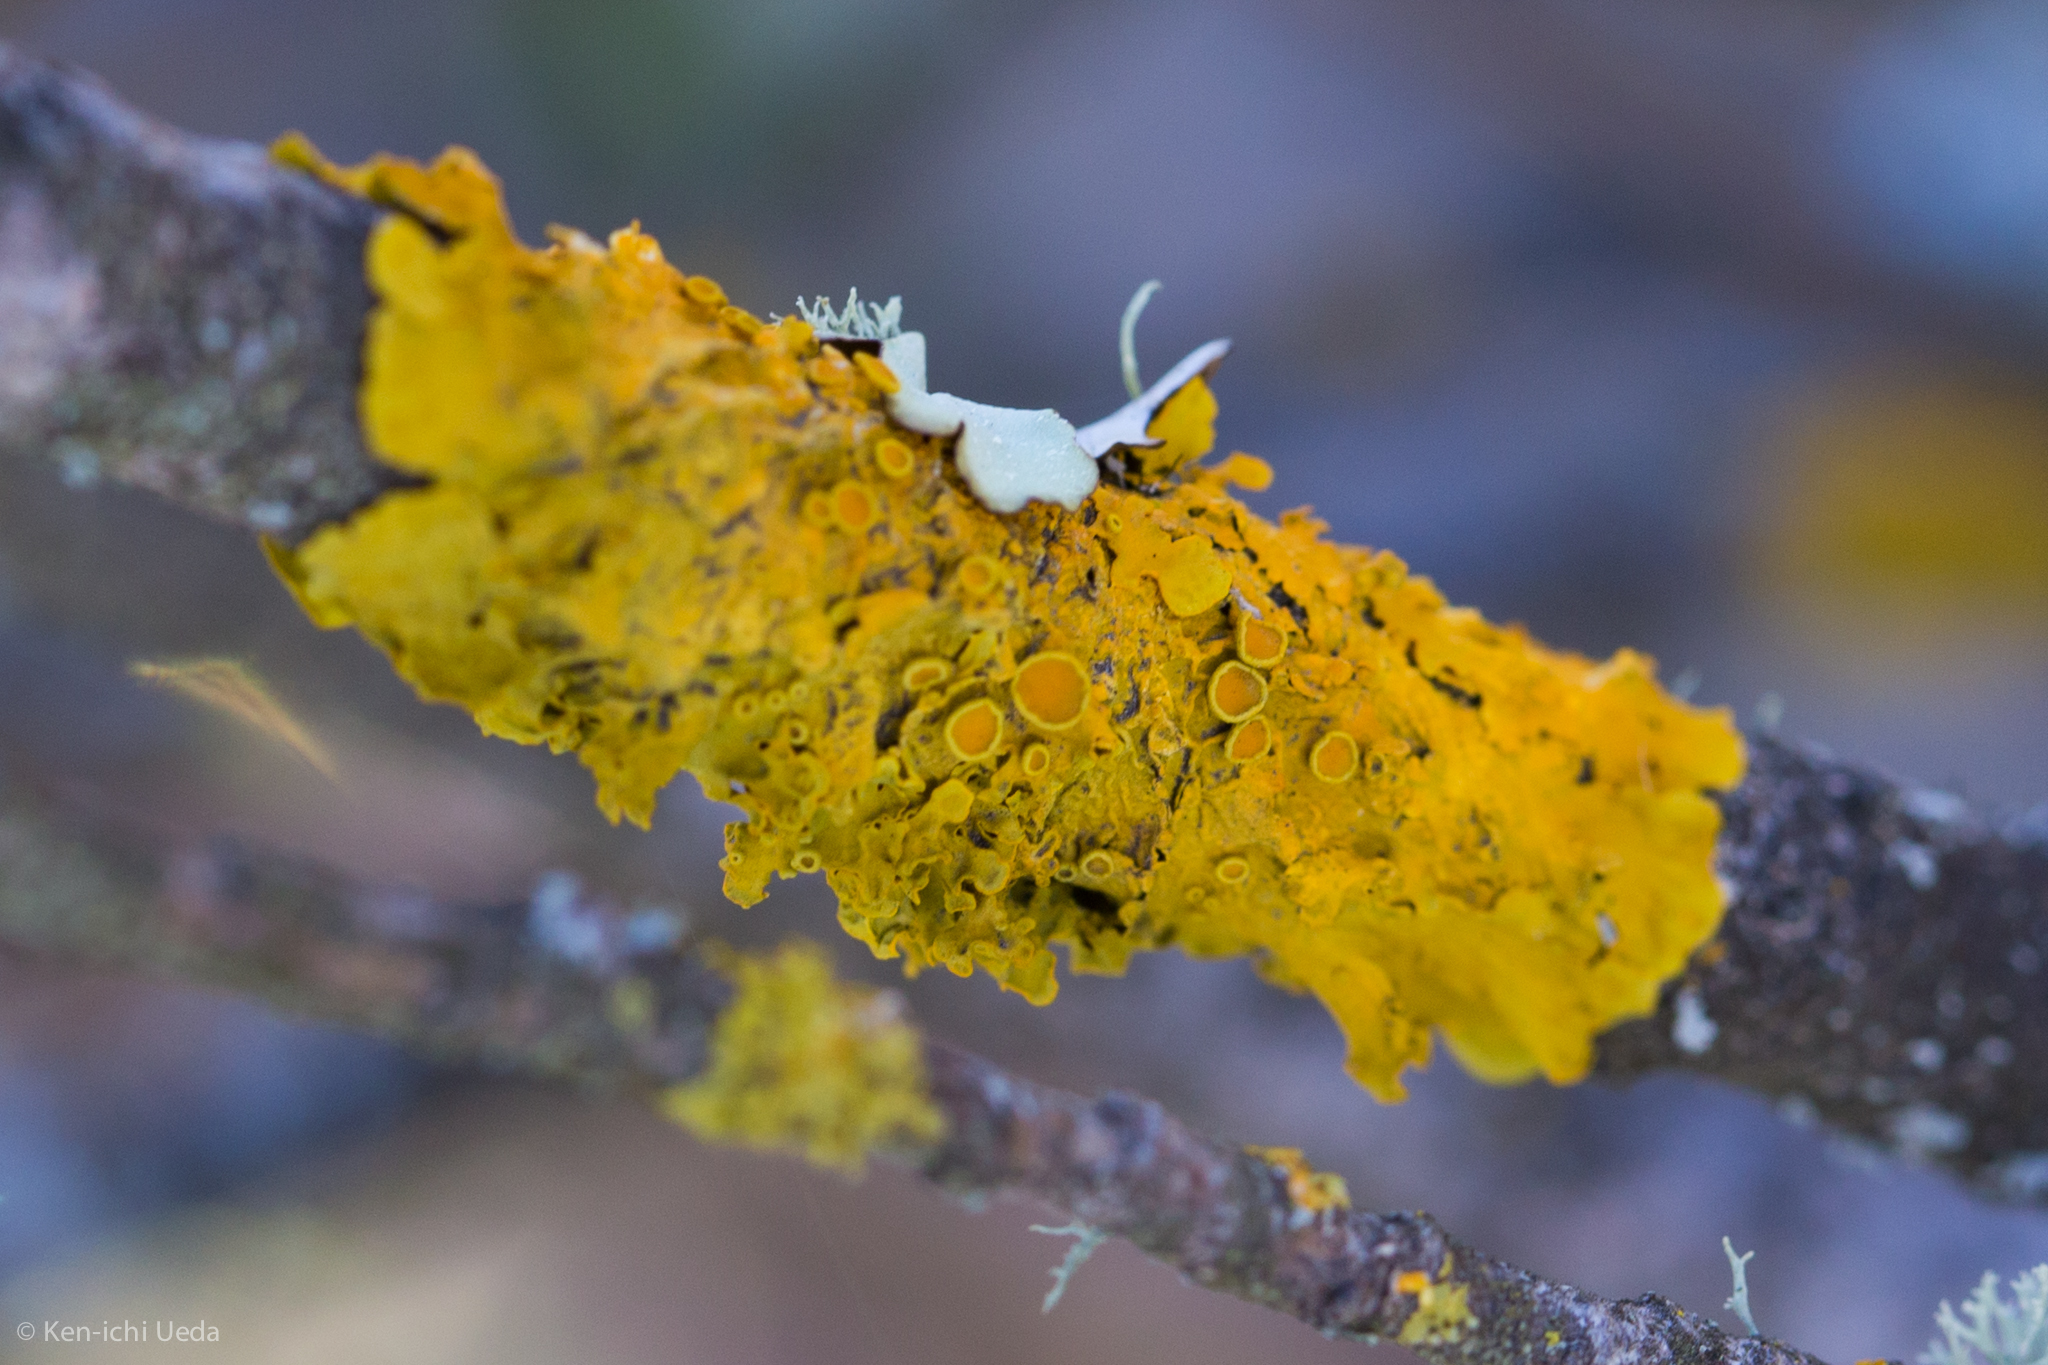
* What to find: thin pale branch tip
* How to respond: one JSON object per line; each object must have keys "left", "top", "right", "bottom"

{"left": 790, "top": 288, "right": 903, "bottom": 341}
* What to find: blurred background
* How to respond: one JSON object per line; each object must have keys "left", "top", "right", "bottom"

{"left": 2, "top": 0, "right": 2048, "bottom": 1359}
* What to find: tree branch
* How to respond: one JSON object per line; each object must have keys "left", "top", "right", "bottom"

{"left": 0, "top": 775, "right": 1836, "bottom": 1364}
{"left": 0, "top": 44, "right": 402, "bottom": 541}
{"left": 1599, "top": 734, "right": 2048, "bottom": 1203}
{"left": 0, "top": 40, "right": 2042, "bottom": 1210}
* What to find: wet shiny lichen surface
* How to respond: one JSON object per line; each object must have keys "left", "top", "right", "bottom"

{"left": 270, "top": 140, "right": 1745, "bottom": 1100}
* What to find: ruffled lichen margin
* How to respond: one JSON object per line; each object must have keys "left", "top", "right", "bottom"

{"left": 266, "top": 137, "right": 1744, "bottom": 1102}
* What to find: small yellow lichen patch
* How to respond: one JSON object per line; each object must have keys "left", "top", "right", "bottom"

{"left": 1216, "top": 856, "right": 1251, "bottom": 885}
{"left": 271, "top": 141, "right": 1746, "bottom": 1101}
{"left": 1208, "top": 661, "right": 1269, "bottom": 723}
{"left": 658, "top": 941, "right": 944, "bottom": 1172}
{"left": 1393, "top": 1265, "right": 1477, "bottom": 1348}
{"left": 1013, "top": 651, "right": 1089, "bottom": 730}
{"left": 1245, "top": 1145, "right": 1351, "bottom": 1212}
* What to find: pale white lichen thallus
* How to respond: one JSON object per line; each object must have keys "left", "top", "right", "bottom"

{"left": 788, "top": 286, "right": 1230, "bottom": 516}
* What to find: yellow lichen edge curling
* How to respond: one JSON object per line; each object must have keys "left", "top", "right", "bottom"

{"left": 268, "top": 139, "right": 1746, "bottom": 1101}
{"left": 657, "top": 940, "right": 944, "bottom": 1172}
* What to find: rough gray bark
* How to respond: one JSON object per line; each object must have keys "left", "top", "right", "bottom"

{"left": 1598, "top": 734, "right": 2048, "bottom": 1204}
{"left": 0, "top": 44, "right": 402, "bottom": 541}
{"left": 0, "top": 777, "right": 1836, "bottom": 1365}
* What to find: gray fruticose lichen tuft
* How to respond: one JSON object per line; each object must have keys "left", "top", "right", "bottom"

{"left": 1925, "top": 1266, "right": 2048, "bottom": 1365}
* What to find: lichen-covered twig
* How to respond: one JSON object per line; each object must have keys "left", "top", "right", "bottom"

{"left": 919, "top": 1038, "right": 1835, "bottom": 1365}
{"left": 0, "top": 778, "right": 1844, "bottom": 1364}
{"left": 2, "top": 42, "right": 2047, "bottom": 1210}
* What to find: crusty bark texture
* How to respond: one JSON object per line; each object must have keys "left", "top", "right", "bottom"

{"left": 1600, "top": 733, "right": 2048, "bottom": 1203}
{"left": 0, "top": 45, "right": 401, "bottom": 540}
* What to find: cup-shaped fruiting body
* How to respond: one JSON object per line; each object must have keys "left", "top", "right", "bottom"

{"left": 1208, "top": 661, "right": 1269, "bottom": 724}
{"left": 944, "top": 699, "right": 1004, "bottom": 762}
{"left": 1310, "top": 731, "right": 1359, "bottom": 783}
{"left": 831, "top": 480, "right": 878, "bottom": 533}
{"left": 955, "top": 554, "right": 1004, "bottom": 598}
{"left": 874, "top": 438, "right": 917, "bottom": 480}
{"left": 1237, "top": 615, "right": 1288, "bottom": 668}
{"left": 272, "top": 140, "right": 1747, "bottom": 1102}
{"left": 901, "top": 657, "right": 951, "bottom": 691}
{"left": 1012, "top": 651, "right": 1089, "bottom": 730}
{"left": 1226, "top": 717, "right": 1273, "bottom": 762}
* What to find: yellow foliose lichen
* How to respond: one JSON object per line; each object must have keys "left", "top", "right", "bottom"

{"left": 657, "top": 940, "right": 944, "bottom": 1172}
{"left": 271, "top": 140, "right": 1746, "bottom": 1101}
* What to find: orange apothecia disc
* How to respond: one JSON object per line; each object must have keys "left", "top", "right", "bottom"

{"left": 1012, "top": 651, "right": 1089, "bottom": 730}
{"left": 1226, "top": 716, "right": 1272, "bottom": 761}
{"left": 955, "top": 554, "right": 1002, "bottom": 597}
{"left": 831, "top": 480, "right": 877, "bottom": 532}
{"left": 873, "top": 438, "right": 916, "bottom": 480}
{"left": 944, "top": 698, "right": 1004, "bottom": 761}
{"left": 1310, "top": 731, "right": 1359, "bottom": 783}
{"left": 1236, "top": 615, "right": 1287, "bottom": 668}
{"left": 1207, "top": 661, "right": 1268, "bottom": 723}
{"left": 901, "top": 657, "right": 951, "bottom": 691}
